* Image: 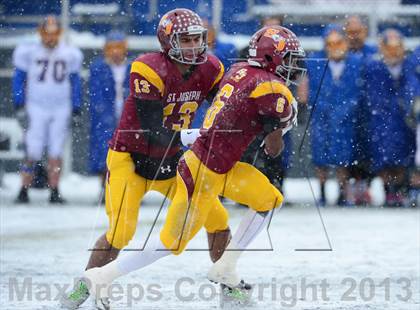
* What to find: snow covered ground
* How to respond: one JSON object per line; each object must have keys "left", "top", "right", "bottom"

{"left": 1, "top": 173, "right": 419, "bottom": 309}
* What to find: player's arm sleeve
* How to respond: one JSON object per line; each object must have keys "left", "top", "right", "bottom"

{"left": 259, "top": 96, "right": 295, "bottom": 134}
{"left": 70, "top": 73, "right": 82, "bottom": 112}
{"left": 12, "top": 44, "right": 31, "bottom": 108}
{"left": 123, "top": 63, "right": 131, "bottom": 99}
{"left": 12, "top": 44, "right": 31, "bottom": 72}
{"left": 130, "top": 60, "right": 180, "bottom": 146}
{"left": 135, "top": 98, "right": 180, "bottom": 147}
{"left": 206, "top": 85, "right": 219, "bottom": 103}
{"left": 12, "top": 69, "right": 27, "bottom": 108}
{"left": 250, "top": 81, "right": 295, "bottom": 134}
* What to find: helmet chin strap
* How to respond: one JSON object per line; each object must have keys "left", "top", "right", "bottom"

{"left": 168, "top": 47, "right": 207, "bottom": 65}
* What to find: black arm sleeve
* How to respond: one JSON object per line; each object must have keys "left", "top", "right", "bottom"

{"left": 260, "top": 115, "right": 283, "bottom": 135}
{"left": 206, "top": 86, "right": 219, "bottom": 103}
{"left": 135, "top": 98, "right": 180, "bottom": 147}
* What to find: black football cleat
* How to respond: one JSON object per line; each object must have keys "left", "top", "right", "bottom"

{"left": 15, "top": 187, "right": 29, "bottom": 204}
{"left": 50, "top": 188, "right": 66, "bottom": 204}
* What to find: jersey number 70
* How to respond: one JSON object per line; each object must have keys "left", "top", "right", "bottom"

{"left": 37, "top": 59, "right": 66, "bottom": 82}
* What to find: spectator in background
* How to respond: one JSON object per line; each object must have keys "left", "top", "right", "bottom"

{"left": 344, "top": 15, "right": 377, "bottom": 57}
{"left": 343, "top": 15, "right": 378, "bottom": 205}
{"left": 13, "top": 16, "right": 83, "bottom": 204}
{"left": 88, "top": 31, "right": 129, "bottom": 203}
{"left": 300, "top": 25, "right": 363, "bottom": 206}
{"left": 364, "top": 29, "right": 415, "bottom": 207}
{"left": 204, "top": 20, "right": 237, "bottom": 70}
{"left": 239, "top": 15, "right": 284, "bottom": 59}
{"left": 406, "top": 45, "right": 420, "bottom": 207}
{"left": 261, "top": 15, "right": 284, "bottom": 27}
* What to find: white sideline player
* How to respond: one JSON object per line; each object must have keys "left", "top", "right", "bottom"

{"left": 13, "top": 15, "right": 83, "bottom": 204}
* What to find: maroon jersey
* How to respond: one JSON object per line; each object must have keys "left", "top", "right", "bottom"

{"left": 191, "top": 62, "right": 296, "bottom": 174}
{"left": 109, "top": 52, "right": 224, "bottom": 158}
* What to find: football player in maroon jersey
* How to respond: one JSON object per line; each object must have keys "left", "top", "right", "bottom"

{"left": 61, "top": 8, "right": 231, "bottom": 309}
{"left": 80, "top": 25, "right": 306, "bottom": 307}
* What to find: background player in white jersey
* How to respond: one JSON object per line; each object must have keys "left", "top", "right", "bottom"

{"left": 13, "top": 15, "right": 83, "bottom": 204}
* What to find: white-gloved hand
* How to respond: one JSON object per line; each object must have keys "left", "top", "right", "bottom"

{"left": 181, "top": 128, "right": 201, "bottom": 146}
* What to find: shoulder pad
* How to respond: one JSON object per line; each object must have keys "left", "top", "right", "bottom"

{"left": 249, "top": 80, "right": 293, "bottom": 104}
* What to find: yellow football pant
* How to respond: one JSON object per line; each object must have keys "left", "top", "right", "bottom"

{"left": 160, "top": 150, "right": 284, "bottom": 255}
{"left": 104, "top": 149, "right": 231, "bottom": 249}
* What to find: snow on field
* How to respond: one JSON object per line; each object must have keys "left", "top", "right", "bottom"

{"left": 1, "top": 173, "right": 419, "bottom": 309}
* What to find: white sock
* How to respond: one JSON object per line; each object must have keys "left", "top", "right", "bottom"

{"left": 93, "top": 233, "right": 171, "bottom": 284}
{"left": 232, "top": 209, "right": 274, "bottom": 249}
{"left": 117, "top": 233, "right": 171, "bottom": 275}
{"left": 217, "top": 209, "right": 274, "bottom": 268}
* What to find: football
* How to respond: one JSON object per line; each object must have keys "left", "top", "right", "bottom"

{"left": 263, "top": 128, "right": 284, "bottom": 158}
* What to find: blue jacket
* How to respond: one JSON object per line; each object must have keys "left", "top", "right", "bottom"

{"left": 307, "top": 51, "right": 364, "bottom": 167}
{"left": 212, "top": 39, "right": 238, "bottom": 71}
{"left": 364, "top": 56, "right": 416, "bottom": 171}
{"left": 350, "top": 44, "right": 378, "bottom": 167}
{"left": 407, "top": 46, "right": 420, "bottom": 98}
{"left": 404, "top": 47, "right": 420, "bottom": 124}
{"left": 349, "top": 43, "right": 378, "bottom": 59}
{"left": 88, "top": 56, "right": 130, "bottom": 174}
